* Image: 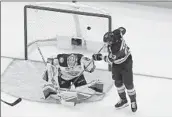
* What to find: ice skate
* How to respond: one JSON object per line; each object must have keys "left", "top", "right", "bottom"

{"left": 115, "top": 99, "right": 129, "bottom": 109}
{"left": 131, "top": 101, "right": 137, "bottom": 112}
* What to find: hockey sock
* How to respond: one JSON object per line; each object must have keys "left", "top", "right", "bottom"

{"left": 127, "top": 88, "right": 136, "bottom": 102}
{"left": 116, "top": 84, "right": 127, "bottom": 100}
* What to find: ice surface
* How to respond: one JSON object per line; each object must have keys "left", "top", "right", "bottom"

{"left": 1, "top": 59, "right": 112, "bottom": 103}
{"left": 1, "top": 67, "right": 172, "bottom": 117}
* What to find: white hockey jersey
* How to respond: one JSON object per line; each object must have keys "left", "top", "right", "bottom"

{"left": 46, "top": 53, "right": 95, "bottom": 81}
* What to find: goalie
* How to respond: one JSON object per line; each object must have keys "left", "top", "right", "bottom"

{"left": 42, "top": 53, "right": 104, "bottom": 105}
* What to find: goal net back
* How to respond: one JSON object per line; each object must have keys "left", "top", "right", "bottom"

{"left": 25, "top": 3, "right": 112, "bottom": 69}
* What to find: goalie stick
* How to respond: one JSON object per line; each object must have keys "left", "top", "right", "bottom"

{"left": 36, "top": 43, "right": 47, "bottom": 65}
{"left": 1, "top": 98, "right": 22, "bottom": 106}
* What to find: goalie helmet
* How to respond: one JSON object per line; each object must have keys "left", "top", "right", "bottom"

{"left": 67, "top": 54, "right": 78, "bottom": 68}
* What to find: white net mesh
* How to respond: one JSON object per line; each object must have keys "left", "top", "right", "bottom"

{"left": 26, "top": 3, "right": 110, "bottom": 70}
{"left": 27, "top": 9, "right": 76, "bottom": 43}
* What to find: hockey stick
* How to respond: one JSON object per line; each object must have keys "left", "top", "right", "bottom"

{"left": 70, "top": 44, "right": 106, "bottom": 88}
{"left": 36, "top": 43, "right": 47, "bottom": 65}
{"left": 1, "top": 98, "right": 22, "bottom": 106}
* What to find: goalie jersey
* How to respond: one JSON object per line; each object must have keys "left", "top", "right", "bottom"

{"left": 46, "top": 53, "right": 95, "bottom": 81}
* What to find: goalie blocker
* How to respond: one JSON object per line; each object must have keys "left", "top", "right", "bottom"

{"left": 42, "top": 53, "right": 104, "bottom": 105}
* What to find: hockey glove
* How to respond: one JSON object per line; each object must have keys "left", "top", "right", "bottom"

{"left": 104, "top": 53, "right": 116, "bottom": 64}
{"left": 92, "top": 53, "right": 103, "bottom": 61}
{"left": 83, "top": 57, "right": 96, "bottom": 73}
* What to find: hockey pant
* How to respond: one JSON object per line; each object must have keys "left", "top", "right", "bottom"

{"left": 112, "top": 55, "right": 136, "bottom": 102}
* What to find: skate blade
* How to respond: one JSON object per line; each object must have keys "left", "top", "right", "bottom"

{"left": 115, "top": 103, "right": 129, "bottom": 110}
{"left": 132, "top": 108, "right": 137, "bottom": 112}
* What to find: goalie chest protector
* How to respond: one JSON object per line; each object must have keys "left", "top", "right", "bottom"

{"left": 57, "top": 54, "right": 83, "bottom": 67}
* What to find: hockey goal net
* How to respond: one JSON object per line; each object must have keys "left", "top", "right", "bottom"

{"left": 24, "top": 2, "right": 112, "bottom": 69}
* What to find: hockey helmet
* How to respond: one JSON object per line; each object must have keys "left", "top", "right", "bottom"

{"left": 103, "top": 31, "right": 122, "bottom": 46}
{"left": 103, "top": 31, "right": 114, "bottom": 45}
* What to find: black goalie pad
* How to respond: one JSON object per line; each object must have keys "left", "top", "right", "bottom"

{"left": 43, "top": 84, "right": 57, "bottom": 99}
{"left": 88, "top": 81, "right": 104, "bottom": 93}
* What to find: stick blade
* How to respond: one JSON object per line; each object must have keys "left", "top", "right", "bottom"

{"left": 1, "top": 98, "right": 22, "bottom": 106}
{"left": 11, "top": 98, "right": 22, "bottom": 106}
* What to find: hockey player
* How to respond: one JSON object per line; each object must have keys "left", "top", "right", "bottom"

{"left": 42, "top": 53, "right": 103, "bottom": 105}
{"left": 92, "top": 27, "right": 137, "bottom": 112}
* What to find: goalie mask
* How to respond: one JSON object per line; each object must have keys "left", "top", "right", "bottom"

{"left": 67, "top": 54, "right": 78, "bottom": 68}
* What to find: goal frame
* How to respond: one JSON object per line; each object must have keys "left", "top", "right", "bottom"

{"left": 24, "top": 4, "right": 112, "bottom": 60}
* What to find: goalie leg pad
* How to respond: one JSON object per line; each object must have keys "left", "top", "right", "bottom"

{"left": 43, "top": 84, "right": 57, "bottom": 99}
{"left": 75, "top": 80, "right": 104, "bottom": 94}
{"left": 42, "top": 70, "right": 49, "bottom": 82}
{"left": 77, "top": 91, "right": 92, "bottom": 101}
{"left": 88, "top": 80, "right": 104, "bottom": 93}
{"left": 59, "top": 89, "right": 78, "bottom": 105}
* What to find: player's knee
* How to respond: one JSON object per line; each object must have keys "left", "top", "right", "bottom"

{"left": 112, "top": 74, "right": 117, "bottom": 80}
{"left": 114, "top": 80, "right": 123, "bottom": 88}
{"left": 125, "top": 83, "right": 134, "bottom": 90}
